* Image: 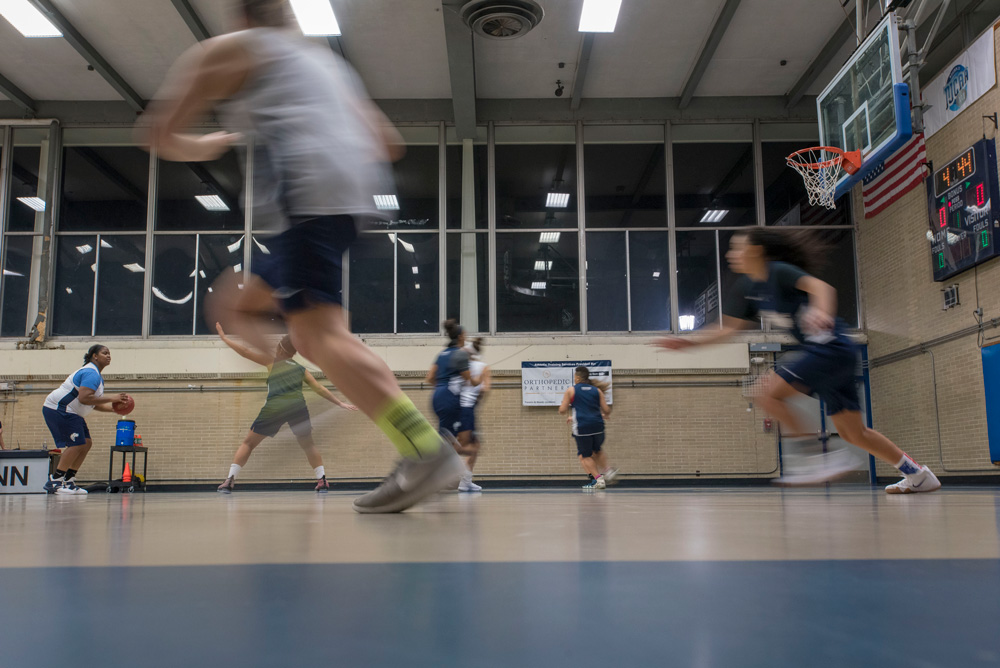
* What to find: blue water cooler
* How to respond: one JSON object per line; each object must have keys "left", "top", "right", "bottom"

{"left": 115, "top": 420, "right": 136, "bottom": 447}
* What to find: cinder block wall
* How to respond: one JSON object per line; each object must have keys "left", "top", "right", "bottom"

{"left": 853, "top": 26, "right": 1000, "bottom": 478}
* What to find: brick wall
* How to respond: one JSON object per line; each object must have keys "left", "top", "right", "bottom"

{"left": 853, "top": 26, "right": 1000, "bottom": 478}
{"left": 0, "top": 375, "right": 777, "bottom": 484}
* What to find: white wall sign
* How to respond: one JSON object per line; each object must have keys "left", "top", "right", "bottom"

{"left": 521, "top": 360, "right": 612, "bottom": 406}
{"left": 0, "top": 453, "right": 49, "bottom": 494}
{"left": 923, "top": 28, "right": 997, "bottom": 138}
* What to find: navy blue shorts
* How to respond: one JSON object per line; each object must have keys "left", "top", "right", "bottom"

{"left": 458, "top": 406, "right": 476, "bottom": 434}
{"left": 432, "top": 388, "right": 462, "bottom": 436}
{"left": 42, "top": 407, "right": 91, "bottom": 448}
{"left": 250, "top": 403, "right": 311, "bottom": 438}
{"left": 253, "top": 215, "right": 358, "bottom": 312}
{"left": 574, "top": 433, "right": 605, "bottom": 458}
{"left": 776, "top": 339, "right": 861, "bottom": 416}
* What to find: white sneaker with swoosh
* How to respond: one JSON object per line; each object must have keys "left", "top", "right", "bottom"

{"left": 885, "top": 465, "right": 941, "bottom": 494}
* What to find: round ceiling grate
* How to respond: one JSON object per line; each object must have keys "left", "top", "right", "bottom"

{"left": 460, "top": 0, "right": 544, "bottom": 40}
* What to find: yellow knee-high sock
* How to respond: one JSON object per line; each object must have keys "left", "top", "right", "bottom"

{"left": 374, "top": 394, "right": 441, "bottom": 459}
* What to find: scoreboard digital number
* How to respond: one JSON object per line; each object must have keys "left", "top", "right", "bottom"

{"left": 927, "top": 137, "right": 1000, "bottom": 282}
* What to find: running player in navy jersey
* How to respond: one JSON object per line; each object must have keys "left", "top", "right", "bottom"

{"left": 456, "top": 338, "right": 490, "bottom": 492}
{"left": 655, "top": 229, "right": 940, "bottom": 492}
{"left": 559, "top": 366, "right": 618, "bottom": 490}
{"left": 215, "top": 324, "right": 357, "bottom": 494}
{"left": 426, "top": 321, "right": 481, "bottom": 459}
{"left": 42, "top": 345, "right": 130, "bottom": 495}
{"left": 143, "top": 0, "right": 466, "bottom": 512}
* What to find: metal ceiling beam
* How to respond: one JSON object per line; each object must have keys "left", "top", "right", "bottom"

{"left": 441, "top": 1, "right": 477, "bottom": 139}
{"left": 28, "top": 0, "right": 146, "bottom": 112}
{"left": 785, "top": 17, "right": 855, "bottom": 109}
{"left": 169, "top": 0, "right": 212, "bottom": 41}
{"left": 0, "top": 72, "right": 36, "bottom": 117}
{"left": 679, "top": 0, "right": 744, "bottom": 109}
{"left": 570, "top": 34, "right": 594, "bottom": 111}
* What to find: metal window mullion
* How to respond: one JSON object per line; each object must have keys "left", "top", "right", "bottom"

{"left": 40, "top": 122, "right": 62, "bottom": 340}
{"left": 665, "top": 121, "right": 679, "bottom": 333}
{"left": 141, "top": 148, "right": 156, "bottom": 338}
{"left": 576, "top": 120, "right": 586, "bottom": 334}
{"left": 625, "top": 230, "right": 632, "bottom": 332}
{"left": 487, "top": 121, "right": 497, "bottom": 335}
{"left": 91, "top": 234, "right": 100, "bottom": 336}
{"left": 243, "top": 137, "right": 253, "bottom": 280}
{"left": 438, "top": 122, "right": 446, "bottom": 331}
{"left": 715, "top": 230, "right": 724, "bottom": 329}
{"left": 342, "top": 247, "right": 349, "bottom": 312}
{"left": 753, "top": 118, "right": 765, "bottom": 226}
{"left": 0, "top": 124, "right": 13, "bottom": 332}
{"left": 192, "top": 233, "right": 200, "bottom": 336}
{"left": 393, "top": 233, "right": 398, "bottom": 334}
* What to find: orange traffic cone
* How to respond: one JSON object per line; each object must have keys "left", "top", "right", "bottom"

{"left": 122, "top": 462, "right": 132, "bottom": 483}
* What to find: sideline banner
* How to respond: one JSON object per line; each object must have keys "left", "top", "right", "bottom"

{"left": 923, "top": 28, "right": 996, "bottom": 138}
{"left": 521, "top": 360, "right": 612, "bottom": 407}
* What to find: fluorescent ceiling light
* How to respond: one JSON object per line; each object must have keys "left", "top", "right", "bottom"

{"left": 531, "top": 281, "right": 547, "bottom": 290}
{"left": 411, "top": 266, "right": 419, "bottom": 274}
{"left": 207, "top": 287, "right": 213, "bottom": 293}
{"left": 253, "top": 237, "right": 271, "bottom": 254}
{"left": 90, "top": 263, "right": 96, "bottom": 273}
{"left": 579, "top": 0, "right": 622, "bottom": 32}
{"left": 652, "top": 271, "right": 660, "bottom": 278}
{"left": 3, "top": 270, "right": 24, "bottom": 277}
{"left": 534, "top": 260, "right": 553, "bottom": 271}
{"left": 122, "top": 263, "right": 145, "bottom": 273}
{"left": 679, "top": 315, "right": 696, "bottom": 331}
{"left": 415, "top": 283, "right": 421, "bottom": 290}
{"left": 374, "top": 195, "right": 400, "bottom": 211}
{"left": 700, "top": 209, "right": 728, "bottom": 223}
{"left": 65, "top": 287, "right": 72, "bottom": 294}
{"left": 199, "top": 270, "right": 207, "bottom": 279}
{"left": 0, "top": 1, "right": 61, "bottom": 37}
{"left": 17, "top": 197, "right": 45, "bottom": 211}
{"left": 195, "top": 195, "right": 229, "bottom": 212}
{"left": 545, "top": 192, "right": 570, "bottom": 208}
{"left": 233, "top": 263, "right": 243, "bottom": 273}
{"left": 227, "top": 236, "right": 244, "bottom": 253}
{"left": 388, "top": 233, "right": 415, "bottom": 253}
{"left": 539, "top": 232, "right": 561, "bottom": 243}
{"left": 152, "top": 287, "right": 193, "bottom": 305}
{"left": 76, "top": 244, "right": 93, "bottom": 254}
{"left": 289, "top": 0, "right": 341, "bottom": 36}
{"left": 100, "top": 239, "right": 112, "bottom": 249}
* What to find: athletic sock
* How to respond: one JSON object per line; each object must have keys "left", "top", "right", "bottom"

{"left": 314, "top": 466, "right": 325, "bottom": 480}
{"left": 373, "top": 394, "right": 442, "bottom": 459}
{"left": 54, "top": 469, "right": 66, "bottom": 479}
{"left": 228, "top": 464, "right": 242, "bottom": 479}
{"left": 894, "top": 454, "right": 922, "bottom": 477}
{"left": 65, "top": 468, "right": 78, "bottom": 480}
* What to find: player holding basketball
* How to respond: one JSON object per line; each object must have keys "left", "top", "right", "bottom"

{"left": 559, "top": 366, "right": 618, "bottom": 490}
{"left": 655, "top": 229, "right": 941, "bottom": 493}
{"left": 456, "top": 337, "right": 490, "bottom": 492}
{"left": 215, "top": 324, "right": 357, "bottom": 494}
{"left": 426, "top": 320, "right": 482, "bottom": 490}
{"left": 142, "top": 0, "right": 467, "bottom": 512}
{"left": 42, "top": 345, "right": 130, "bottom": 495}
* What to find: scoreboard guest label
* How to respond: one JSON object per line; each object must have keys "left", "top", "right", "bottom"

{"left": 927, "top": 137, "right": 1000, "bottom": 282}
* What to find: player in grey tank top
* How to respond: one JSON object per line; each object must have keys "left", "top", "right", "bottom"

{"left": 142, "top": 0, "right": 466, "bottom": 513}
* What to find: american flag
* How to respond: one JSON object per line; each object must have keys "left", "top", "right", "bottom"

{"left": 862, "top": 133, "right": 927, "bottom": 218}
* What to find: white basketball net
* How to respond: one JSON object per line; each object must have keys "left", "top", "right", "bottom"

{"left": 786, "top": 149, "right": 845, "bottom": 210}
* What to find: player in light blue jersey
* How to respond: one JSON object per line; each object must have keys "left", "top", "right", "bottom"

{"left": 42, "top": 345, "right": 129, "bottom": 495}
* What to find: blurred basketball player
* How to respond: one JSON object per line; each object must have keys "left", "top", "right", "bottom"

{"left": 141, "top": 0, "right": 465, "bottom": 512}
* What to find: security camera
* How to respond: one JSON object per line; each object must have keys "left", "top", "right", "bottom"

{"left": 554, "top": 80, "right": 564, "bottom": 97}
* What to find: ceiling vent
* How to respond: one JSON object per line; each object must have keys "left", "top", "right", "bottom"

{"left": 460, "top": 0, "right": 544, "bottom": 40}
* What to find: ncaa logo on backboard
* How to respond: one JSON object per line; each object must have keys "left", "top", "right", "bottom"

{"left": 945, "top": 64, "right": 969, "bottom": 111}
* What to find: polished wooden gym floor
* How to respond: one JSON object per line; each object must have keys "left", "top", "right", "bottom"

{"left": 2, "top": 487, "right": 998, "bottom": 667}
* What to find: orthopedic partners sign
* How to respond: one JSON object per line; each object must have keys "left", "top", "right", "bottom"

{"left": 521, "top": 360, "right": 613, "bottom": 407}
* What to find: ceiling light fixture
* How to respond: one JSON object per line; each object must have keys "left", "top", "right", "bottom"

{"left": 534, "top": 260, "right": 553, "bottom": 271}
{"left": 0, "top": 1, "right": 61, "bottom": 37}
{"left": 152, "top": 287, "right": 193, "bottom": 305}
{"left": 122, "top": 263, "right": 145, "bottom": 273}
{"left": 579, "top": 0, "right": 622, "bottom": 32}
{"left": 289, "top": 0, "right": 341, "bottom": 35}
{"left": 545, "top": 193, "right": 570, "bottom": 208}
{"left": 17, "top": 197, "right": 45, "bottom": 211}
{"left": 679, "top": 315, "right": 696, "bottom": 331}
{"left": 76, "top": 244, "right": 93, "bottom": 254}
{"left": 652, "top": 271, "right": 660, "bottom": 278}
{"left": 100, "top": 239, "right": 112, "bottom": 249}
{"left": 531, "top": 281, "right": 547, "bottom": 290}
{"left": 411, "top": 266, "right": 419, "bottom": 274}
{"left": 195, "top": 195, "right": 229, "bottom": 212}
{"left": 700, "top": 209, "right": 728, "bottom": 223}
{"left": 539, "top": 232, "right": 561, "bottom": 243}
{"left": 374, "top": 194, "right": 400, "bottom": 210}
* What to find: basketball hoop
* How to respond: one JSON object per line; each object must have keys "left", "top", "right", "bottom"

{"left": 786, "top": 146, "right": 863, "bottom": 210}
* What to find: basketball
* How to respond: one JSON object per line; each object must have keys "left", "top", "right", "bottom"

{"left": 112, "top": 396, "right": 135, "bottom": 416}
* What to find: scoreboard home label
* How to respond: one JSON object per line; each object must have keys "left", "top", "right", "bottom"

{"left": 927, "top": 137, "right": 1000, "bottom": 281}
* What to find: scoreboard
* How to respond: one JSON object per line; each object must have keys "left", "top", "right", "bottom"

{"left": 927, "top": 137, "right": 1000, "bottom": 282}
